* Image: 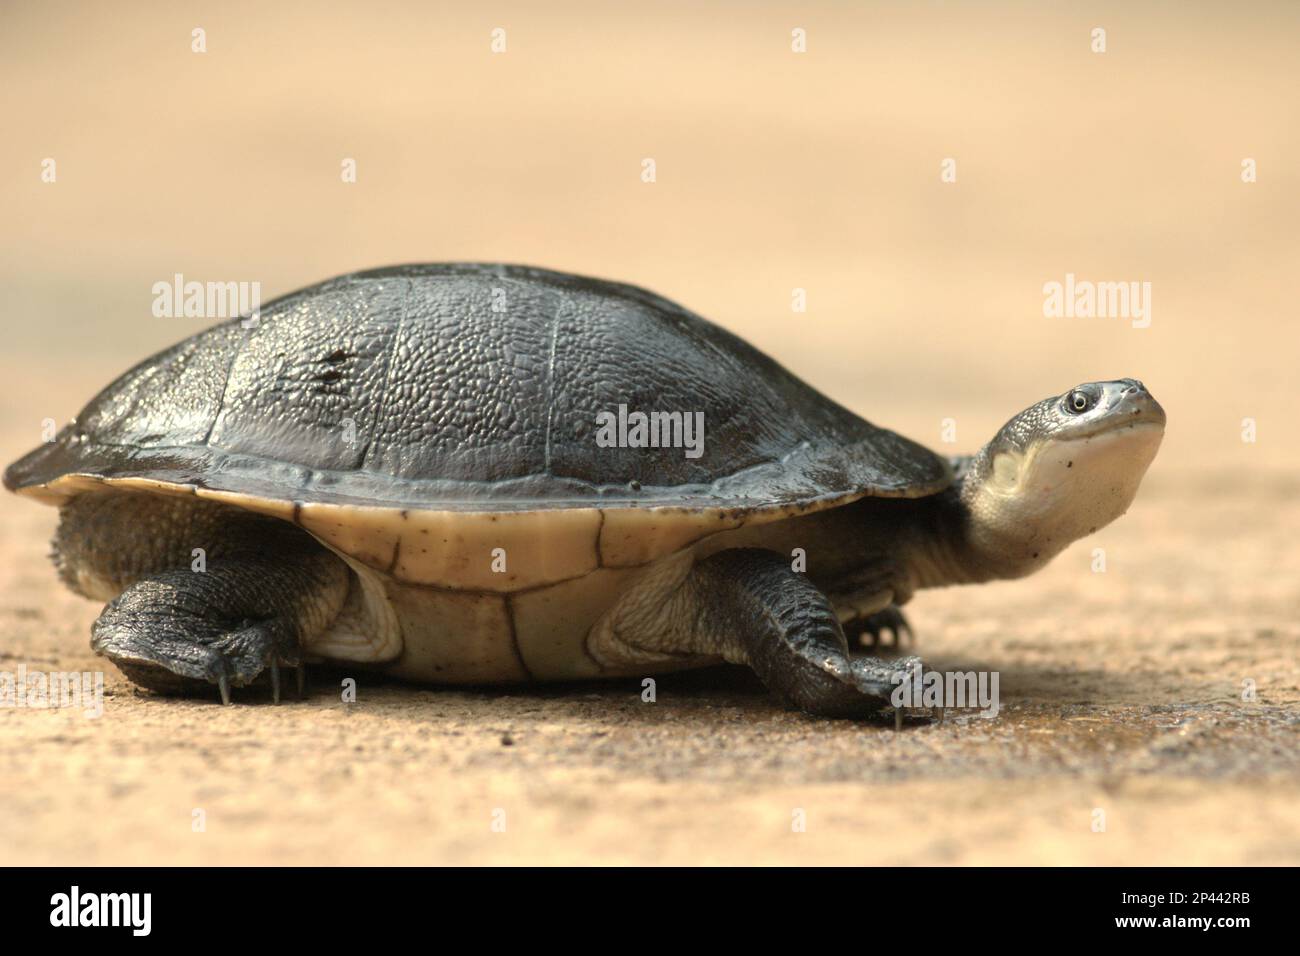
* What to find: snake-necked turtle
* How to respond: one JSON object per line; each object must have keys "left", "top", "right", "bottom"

{"left": 4, "top": 264, "right": 1166, "bottom": 716}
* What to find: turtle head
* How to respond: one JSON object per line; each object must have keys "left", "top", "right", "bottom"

{"left": 958, "top": 379, "right": 1166, "bottom": 578}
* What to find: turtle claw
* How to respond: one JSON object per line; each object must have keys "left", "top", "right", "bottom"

{"left": 842, "top": 653, "right": 922, "bottom": 703}
{"left": 219, "top": 655, "right": 296, "bottom": 705}
{"left": 852, "top": 605, "right": 913, "bottom": 650}
{"left": 92, "top": 601, "right": 300, "bottom": 704}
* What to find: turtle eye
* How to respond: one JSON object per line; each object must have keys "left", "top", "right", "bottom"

{"left": 1065, "top": 390, "right": 1092, "bottom": 414}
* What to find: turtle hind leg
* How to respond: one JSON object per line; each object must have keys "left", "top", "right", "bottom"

{"left": 70, "top": 501, "right": 351, "bottom": 704}
{"left": 591, "top": 548, "right": 922, "bottom": 720}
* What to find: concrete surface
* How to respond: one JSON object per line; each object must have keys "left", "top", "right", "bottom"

{"left": 3, "top": 469, "right": 1298, "bottom": 865}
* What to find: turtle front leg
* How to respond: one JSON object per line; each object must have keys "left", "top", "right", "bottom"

{"left": 590, "top": 548, "right": 923, "bottom": 720}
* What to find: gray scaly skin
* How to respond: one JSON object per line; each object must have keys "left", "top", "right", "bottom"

{"left": 51, "top": 379, "right": 1164, "bottom": 717}
{"left": 55, "top": 492, "right": 348, "bottom": 703}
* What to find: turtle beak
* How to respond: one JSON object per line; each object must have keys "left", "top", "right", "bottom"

{"left": 1106, "top": 379, "right": 1166, "bottom": 430}
{"left": 1069, "top": 379, "right": 1166, "bottom": 439}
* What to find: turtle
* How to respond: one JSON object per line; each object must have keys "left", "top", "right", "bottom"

{"left": 4, "top": 264, "right": 1166, "bottom": 718}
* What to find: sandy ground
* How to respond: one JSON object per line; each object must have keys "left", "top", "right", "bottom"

{"left": 3, "top": 465, "right": 1298, "bottom": 865}
{"left": 2, "top": 2, "right": 1299, "bottom": 865}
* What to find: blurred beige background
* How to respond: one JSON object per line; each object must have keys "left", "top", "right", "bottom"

{"left": 3, "top": 0, "right": 1298, "bottom": 469}
{"left": 1, "top": 1, "right": 1297, "bottom": 865}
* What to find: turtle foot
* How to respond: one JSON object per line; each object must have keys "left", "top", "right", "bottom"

{"left": 94, "top": 615, "right": 302, "bottom": 705}
{"left": 84, "top": 553, "right": 340, "bottom": 705}
{"left": 679, "top": 549, "right": 932, "bottom": 721}
{"left": 842, "top": 653, "right": 924, "bottom": 701}
{"left": 828, "top": 652, "right": 934, "bottom": 726}
{"left": 847, "top": 605, "right": 914, "bottom": 650}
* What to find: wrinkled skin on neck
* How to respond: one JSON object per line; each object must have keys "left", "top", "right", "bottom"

{"left": 721, "top": 382, "right": 1165, "bottom": 602}
{"left": 946, "top": 379, "right": 1166, "bottom": 582}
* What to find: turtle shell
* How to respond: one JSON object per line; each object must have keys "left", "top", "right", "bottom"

{"left": 6, "top": 264, "right": 950, "bottom": 592}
